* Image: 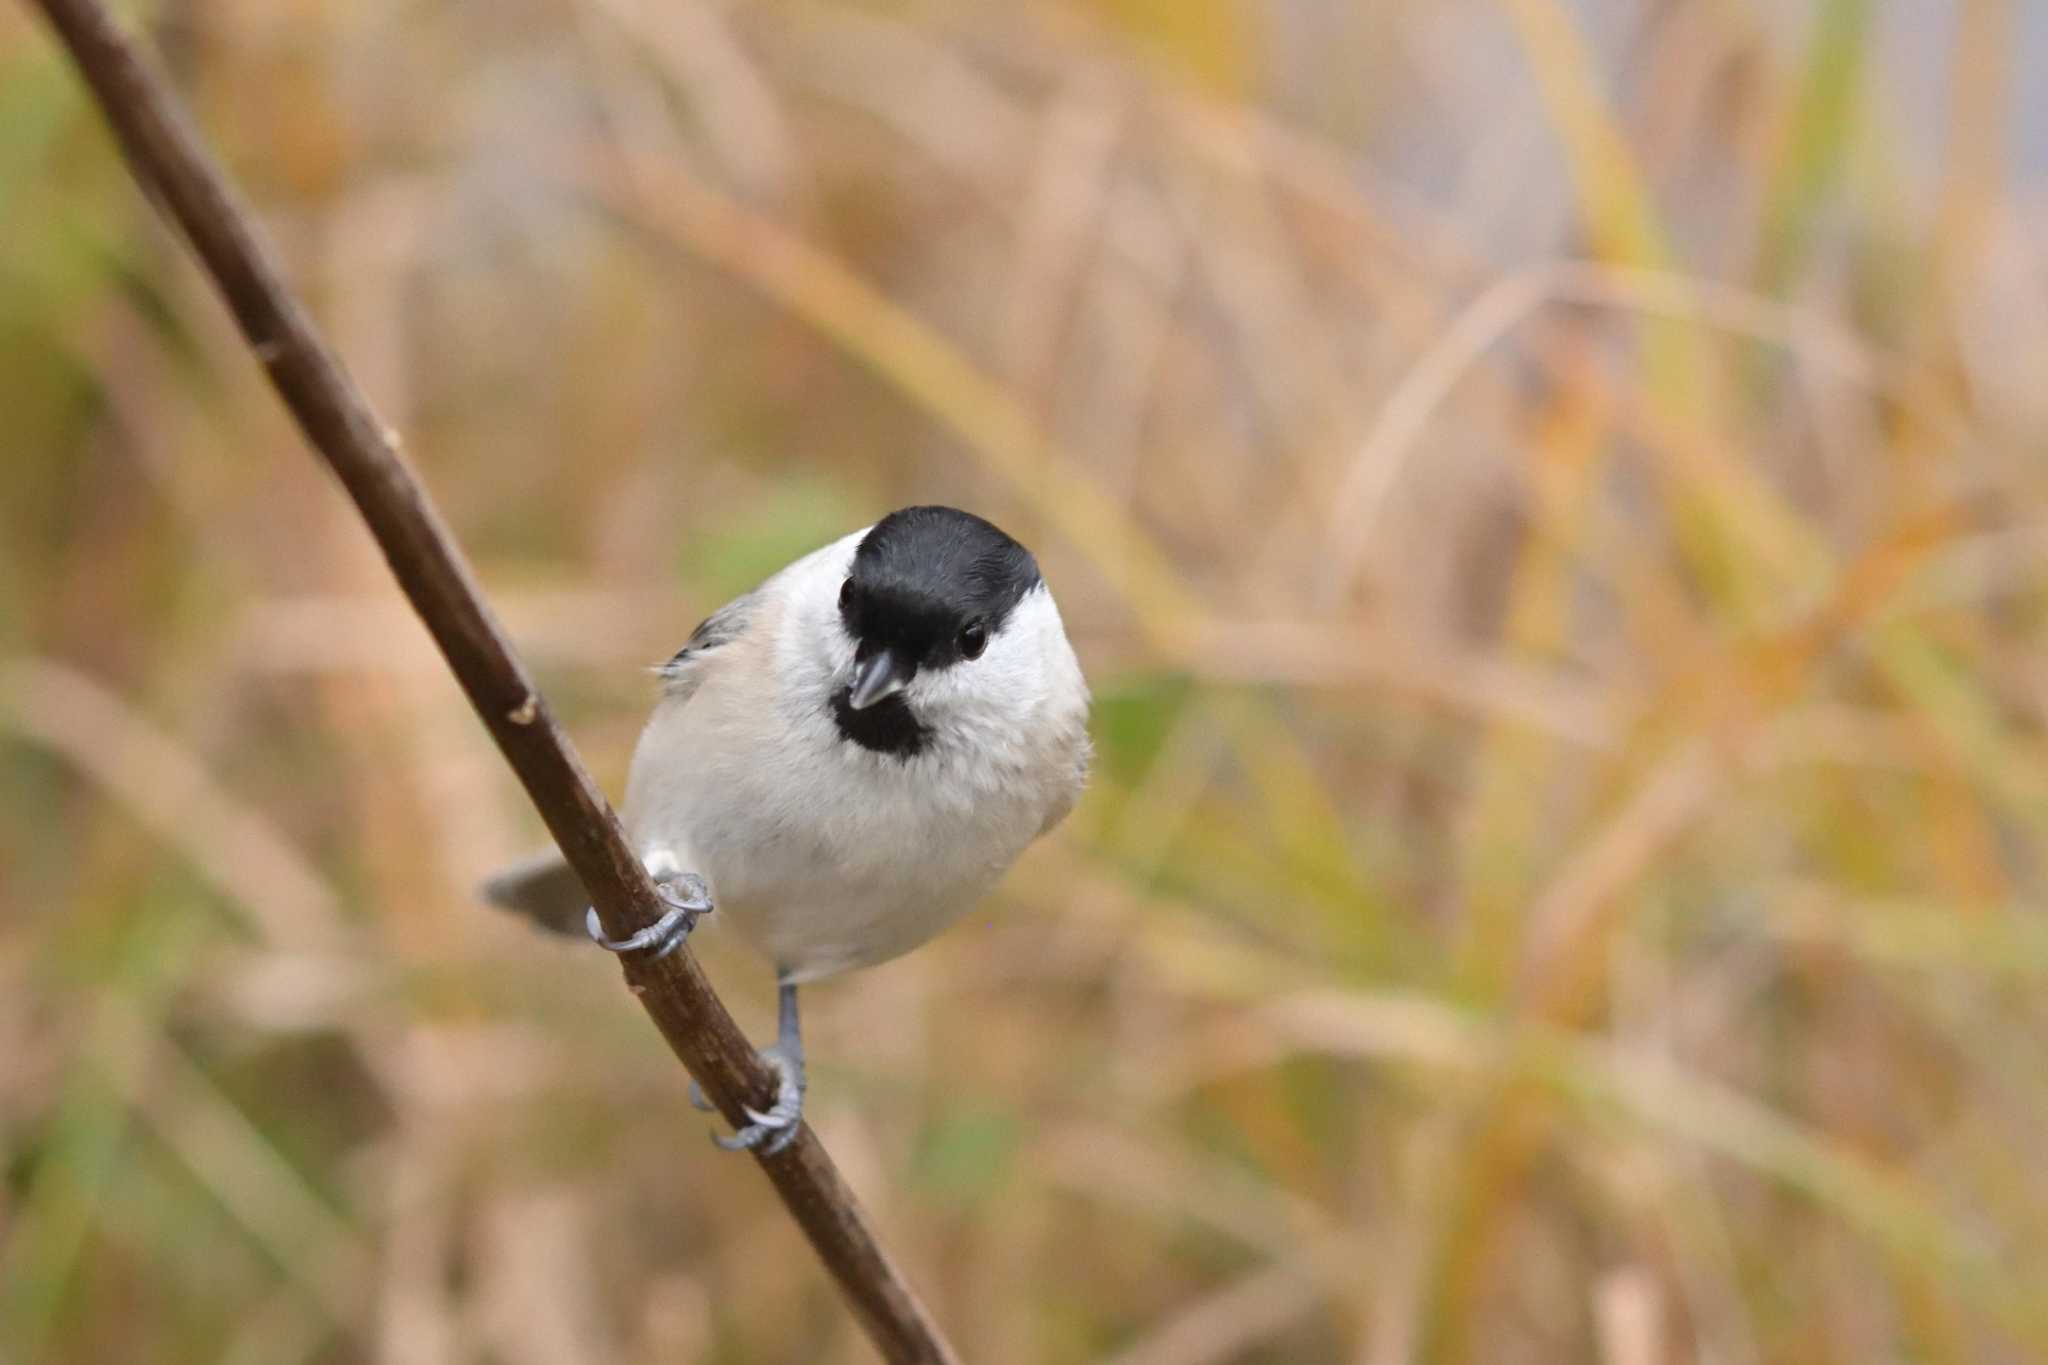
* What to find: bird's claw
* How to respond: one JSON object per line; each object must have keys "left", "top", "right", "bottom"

{"left": 585, "top": 873, "right": 712, "bottom": 960}
{"left": 711, "top": 1045, "right": 805, "bottom": 1155}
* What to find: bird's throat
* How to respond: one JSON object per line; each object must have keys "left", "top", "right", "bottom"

{"left": 829, "top": 688, "right": 931, "bottom": 757}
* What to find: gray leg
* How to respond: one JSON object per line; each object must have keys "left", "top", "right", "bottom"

{"left": 711, "top": 972, "right": 806, "bottom": 1155}
{"left": 586, "top": 872, "right": 712, "bottom": 959}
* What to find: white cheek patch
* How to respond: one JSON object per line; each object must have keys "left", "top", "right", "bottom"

{"left": 770, "top": 530, "right": 868, "bottom": 700}
{"left": 910, "top": 586, "right": 1059, "bottom": 716}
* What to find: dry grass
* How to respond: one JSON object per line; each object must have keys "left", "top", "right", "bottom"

{"left": 6, "top": 1, "right": 2048, "bottom": 1361}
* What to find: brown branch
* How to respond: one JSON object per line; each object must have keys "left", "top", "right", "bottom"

{"left": 24, "top": 1, "right": 959, "bottom": 1359}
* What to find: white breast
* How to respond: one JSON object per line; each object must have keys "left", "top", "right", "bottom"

{"left": 620, "top": 534, "right": 1089, "bottom": 982}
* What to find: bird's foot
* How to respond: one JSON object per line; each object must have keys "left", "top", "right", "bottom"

{"left": 584, "top": 873, "right": 712, "bottom": 960}
{"left": 701, "top": 1042, "right": 805, "bottom": 1156}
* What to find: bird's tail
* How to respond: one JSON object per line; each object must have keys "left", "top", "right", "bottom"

{"left": 478, "top": 848, "right": 589, "bottom": 938}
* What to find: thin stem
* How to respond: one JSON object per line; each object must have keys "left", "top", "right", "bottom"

{"left": 22, "top": 1, "right": 958, "bottom": 1358}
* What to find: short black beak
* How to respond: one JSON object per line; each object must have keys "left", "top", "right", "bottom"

{"left": 846, "top": 647, "right": 912, "bottom": 710}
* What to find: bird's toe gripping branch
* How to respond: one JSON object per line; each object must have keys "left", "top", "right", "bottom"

{"left": 585, "top": 872, "right": 713, "bottom": 959}
{"left": 694, "top": 976, "right": 806, "bottom": 1156}
{"left": 714, "top": 1042, "right": 806, "bottom": 1156}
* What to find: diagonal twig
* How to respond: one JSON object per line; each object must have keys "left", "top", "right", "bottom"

{"left": 22, "top": 0, "right": 959, "bottom": 1359}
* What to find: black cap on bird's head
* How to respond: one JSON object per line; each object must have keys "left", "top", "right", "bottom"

{"left": 831, "top": 506, "right": 1041, "bottom": 755}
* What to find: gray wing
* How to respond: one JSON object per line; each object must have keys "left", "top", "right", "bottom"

{"left": 483, "top": 594, "right": 759, "bottom": 939}
{"left": 654, "top": 592, "right": 758, "bottom": 701}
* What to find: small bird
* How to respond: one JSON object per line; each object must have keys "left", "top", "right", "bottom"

{"left": 482, "top": 506, "right": 1091, "bottom": 1151}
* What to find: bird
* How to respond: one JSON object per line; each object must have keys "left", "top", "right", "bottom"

{"left": 481, "top": 505, "right": 1091, "bottom": 1152}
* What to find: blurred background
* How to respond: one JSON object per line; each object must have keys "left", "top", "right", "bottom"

{"left": 6, "top": 0, "right": 2048, "bottom": 1361}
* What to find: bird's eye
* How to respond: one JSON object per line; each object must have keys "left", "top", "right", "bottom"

{"left": 838, "top": 578, "right": 854, "bottom": 612}
{"left": 958, "top": 620, "right": 988, "bottom": 660}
